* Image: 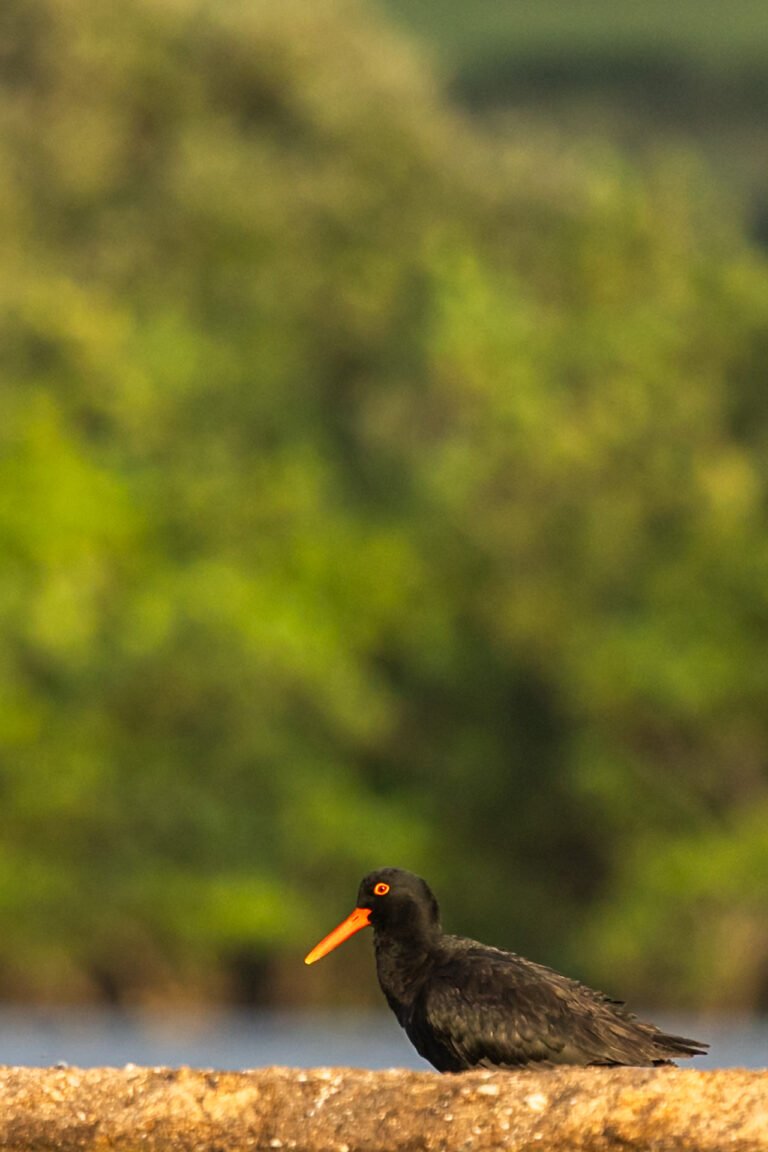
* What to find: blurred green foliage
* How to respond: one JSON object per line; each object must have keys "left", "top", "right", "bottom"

{"left": 1, "top": 0, "right": 768, "bottom": 1010}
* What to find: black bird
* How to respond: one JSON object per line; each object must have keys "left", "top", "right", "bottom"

{"left": 304, "top": 867, "right": 708, "bottom": 1070}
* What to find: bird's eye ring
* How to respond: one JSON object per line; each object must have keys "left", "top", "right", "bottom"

{"left": 373, "top": 882, "right": 390, "bottom": 896}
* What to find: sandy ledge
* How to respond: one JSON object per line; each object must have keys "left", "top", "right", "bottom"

{"left": 0, "top": 1063, "right": 765, "bottom": 1151}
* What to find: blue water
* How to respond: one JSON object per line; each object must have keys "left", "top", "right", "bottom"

{"left": 0, "top": 1006, "right": 763, "bottom": 1070}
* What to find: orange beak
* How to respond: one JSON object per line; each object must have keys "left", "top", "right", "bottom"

{"left": 304, "top": 906, "right": 372, "bottom": 965}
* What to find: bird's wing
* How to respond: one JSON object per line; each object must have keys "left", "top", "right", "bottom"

{"left": 418, "top": 942, "right": 666, "bottom": 1068}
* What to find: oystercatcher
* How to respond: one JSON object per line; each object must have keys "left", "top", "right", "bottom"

{"left": 305, "top": 867, "right": 708, "bottom": 1070}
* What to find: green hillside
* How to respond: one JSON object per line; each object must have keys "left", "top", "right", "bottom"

{"left": 381, "top": 1, "right": 768, "bottom": 78}
{"left": 382, "top": 0, "right": 768, "bottom": 241}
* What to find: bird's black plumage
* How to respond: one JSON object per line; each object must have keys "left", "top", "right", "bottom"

{"left": 306, "top": 867, "right": 708, "bottom": 1071}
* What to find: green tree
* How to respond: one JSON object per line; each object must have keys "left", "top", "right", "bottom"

{"left": 0, "top": 0, "right": 767, "bottom": 1009}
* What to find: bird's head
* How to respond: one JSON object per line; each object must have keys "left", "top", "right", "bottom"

{"left": 304, "top": 867, "right": 440, "bottom": 964}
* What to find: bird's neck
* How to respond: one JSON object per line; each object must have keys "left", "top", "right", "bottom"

{"left": 373, "top": 923, "right": 439, "bottom": 1018}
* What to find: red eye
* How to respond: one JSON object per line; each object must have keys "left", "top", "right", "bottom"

{"left": 374, "top": 882, "right": 390, "bottom": 896}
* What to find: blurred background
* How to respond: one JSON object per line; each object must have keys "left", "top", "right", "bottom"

{"left": 1, "top": 0, "right": 767, "bottom": 1069}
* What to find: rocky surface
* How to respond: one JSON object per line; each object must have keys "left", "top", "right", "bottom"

{"left": 0, "top": 1064, "right": 765, "bottom": 1151}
